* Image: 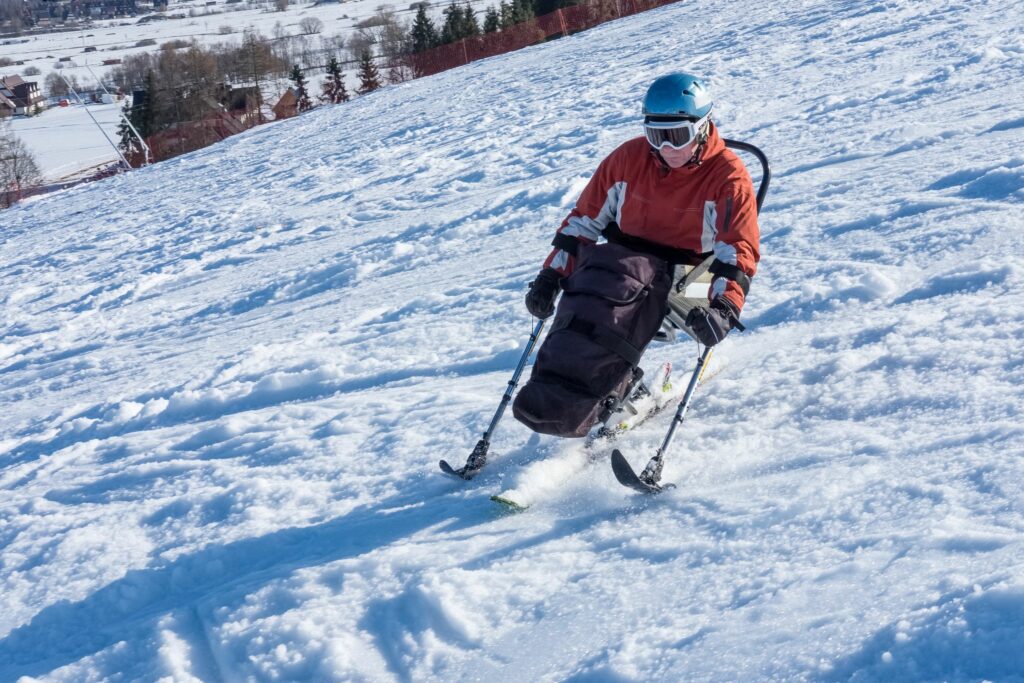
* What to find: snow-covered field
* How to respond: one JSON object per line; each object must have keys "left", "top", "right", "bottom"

{"left": 3, "top": 102, "right": 124, "bottom": 181}
{"left": 3, "top": 0, "right": 1024, "bottom": 680}
{"left": 0, "top": 0, "right": 486, "bottom": 82}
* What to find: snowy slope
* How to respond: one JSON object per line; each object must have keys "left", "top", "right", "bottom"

{"left": 2, "top": 0, "right": 1024, "bottom": 680}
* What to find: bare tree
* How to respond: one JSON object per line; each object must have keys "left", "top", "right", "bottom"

{"left": 44, "top": 72, "right": 81, "bottom": 98}
{"left": 348, "top": 30, "right": 376, "bottom": 64}
{"left": 374, "top": 11, "right": 410, "bottom": 69}
{"left": 320, "top": 33, "right": 347, "bottom": 66}
{"left": 291, "top": 34, "right": 318, "bottom": 71}
{"left": 0, "top": 134, "right": 42, "bottom": 209}
{"left": 105, "top": 52, "right": 156, "bottom": 93}
{"left": 239, "top": 29, "right": 281, "bottom": 99}
{"left": 179, "top": 42, "right": 221, "bottom": 121}
{"left": 298, "top": 17, "right": 324, "bottom": 35}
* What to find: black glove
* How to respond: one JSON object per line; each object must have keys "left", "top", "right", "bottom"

{"left": 525, "top": 268, "right": 562, "bottom": 319}
{"left": 685, "top": 298, "right": 739, "bottom": 347}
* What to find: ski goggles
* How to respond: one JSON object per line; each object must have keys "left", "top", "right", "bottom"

{"left": 643, "top": 113, "right": 711, "bottom": 150}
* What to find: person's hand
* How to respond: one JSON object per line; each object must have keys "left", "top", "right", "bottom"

{"left": 525, "top": 268, "right": 562, "bottom": 319}
{"left": 685, "top": 298, "right": 738, "bottom": 346}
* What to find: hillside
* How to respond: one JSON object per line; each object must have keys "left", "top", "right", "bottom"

{"left": 2, "top": 0, "right": 1024, "bottom": 680}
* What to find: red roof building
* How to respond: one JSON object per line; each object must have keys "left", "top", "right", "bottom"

{"left": 272, "top": 88, "right": 297, "bottom": 120}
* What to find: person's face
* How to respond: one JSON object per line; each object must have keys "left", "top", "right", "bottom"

{"left": 658, "top": 141, "right": 698, "bottom": 168}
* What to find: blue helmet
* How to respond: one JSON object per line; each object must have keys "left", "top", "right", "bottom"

{"left": 642, "top": 73, "right": 713, "bottom": 120}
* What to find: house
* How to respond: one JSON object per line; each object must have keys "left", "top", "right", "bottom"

{"left": 82, "top": 0, "right": 137, "bottom": 19}
{"left": 272, "top": 88, "right": 297, "bottom": 120}
{"left": 220, "top": 84, "right": 262, "bottom": 125}
{"left": 0, "top": 75, "right": 45, "bottom": 115}
{"left": 187, "top": 85, "right": 263, "bottom": 136}
{"left": 0, "top": 90, "right": 15, "bottom": 118}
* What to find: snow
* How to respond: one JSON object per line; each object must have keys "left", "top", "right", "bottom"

{"left": 2, "top": 0, "right": 1024, "bottom": 680}
{"left": 2, "top": 102, "right": 124, "bottom": 181}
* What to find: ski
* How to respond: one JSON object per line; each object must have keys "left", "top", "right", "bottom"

{"left": 490, "top": 494, "right": 528, "bottom": 512}
{"left": 489, "top": 361, "right": 684, "bottom": 511}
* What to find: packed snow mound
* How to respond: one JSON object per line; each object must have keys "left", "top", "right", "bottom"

{"left": 2, "top": 0, "right": 1024, "bottom": 680}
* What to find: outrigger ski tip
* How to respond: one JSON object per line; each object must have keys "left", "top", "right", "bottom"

{"left": 439, "top": 458, "right": 481, "bottom": 480}
{"left": 439, "top": 437, "right": 492, "bottom": 480}
{"left": 610, "top": 449, "right": 674, "bottom": 494}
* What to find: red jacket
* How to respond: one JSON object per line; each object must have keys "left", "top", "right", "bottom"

{"left": 543, "top": 123, "right": 760, "bottom": 311}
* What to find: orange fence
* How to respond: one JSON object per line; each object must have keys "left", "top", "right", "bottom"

{"left": 126, "top": 107, "right": 263, "bottom": 167}
{"left": 409, "top": 0, "right": 678, "bottom": 78}
{"left": 2, "top": 164, "right": 120, "bottom": 208}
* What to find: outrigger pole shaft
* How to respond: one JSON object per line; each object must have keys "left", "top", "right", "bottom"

{"left": 637, "top": 346, "right": 713, "bottom": 486}
{"left": 440, "top": 317, "right": 546, "bottom": 479}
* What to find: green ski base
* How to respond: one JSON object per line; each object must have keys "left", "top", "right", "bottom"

{"left": 490, "top": 494, "right": 529, "bottom": 512}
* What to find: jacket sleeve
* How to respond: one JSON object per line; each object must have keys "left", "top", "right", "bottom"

{"left": 708, "top": 177, "right": 760, "bottom": 313}
{"left": 541, "top": 152, "right": 625, "bottom": 276}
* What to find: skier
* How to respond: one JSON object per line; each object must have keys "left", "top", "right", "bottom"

{"left": 513, "top": 72, "right": 761, "bottom": 438}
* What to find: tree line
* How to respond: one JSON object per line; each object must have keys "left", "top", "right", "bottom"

{"left": 110, "top": 28, "right": 392, "bottom": 155}
{"left": 111, "top": 0, "right": 579, "bottom": 151}
{"left": 410, "top": 0, "right": 534, "bottom": 53}
{"left": 409, "top": 0, "right": 591, "bottom": 54}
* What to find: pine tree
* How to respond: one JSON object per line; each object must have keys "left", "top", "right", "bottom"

{"left": 116, "top": 99, "right": 140, "bottom": 158}
{"left": 440, "top": 0, "right": 464, "bottom": 44}
{"left": 409, "top": 4, "right": 438, "bottom": 53}
{"left": 512, "top": 0, "right": 533, "bottom": 23}
{"left": 483, "top": 6, "right": 500, "bottom": 32}
{"left": 462, "top": 2, "right": 480, "bottom": 37}
{"left": 498, "top": 0, "right": 514, "bottom": 29}
{"left": 290, "top": 64, "right": 313, "bottom": 112}
{"left": 135, "top": 70, "right": 158, "bottom": 138}
{"left": 320, "top": 55, "right": 350, "bottom": 103}
{"left": 356, "top": 49, "right": 382, "bottom": 95}
{"left": 534, "top": 0, "right": 563, "bottom": 16}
